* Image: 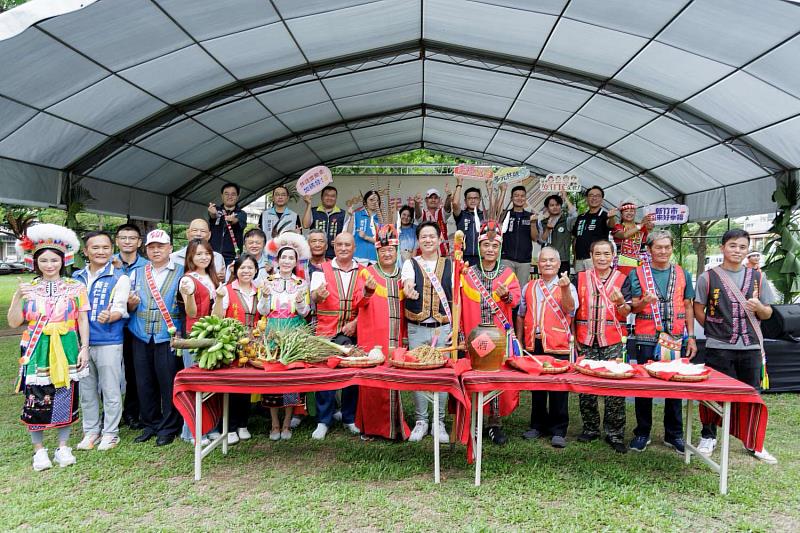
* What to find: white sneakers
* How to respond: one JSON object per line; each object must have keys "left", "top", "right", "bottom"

{"left": 76, "top": 434, "right": 100, "bottom": 450}
{"left": 432, "top": 421, "right": 449, "bottom": 444}
{"left": 269, "top": 429, "right": 281, "bottom": 441}
{"left": 748, "top": 446, "right": 778, "bottom": 465}
{"left": 53, "top": 446, "right": 76, "bottom": 468}
{"left": 33, "top": 448, "right": 52, "bottom": 471}
{"left": 227, "top": 431, "right": 240, "bottom": 445}
{"left": 408, "top": 420, "right": 429, "bottom": 442}
{"left": 280, "top": 429, "right": 292, "bottom": 440}
{"left": 96, "top": 435, "right": 119, "bottom": 451}
{"left": 344, "top": 423, "right": 361, "bottom": 435}
{"left": 697, "top": 437, "right": 717, "bottom": 456}
{"left": 237, "top": 427, "right": 252, "bottom": 441}
{"left": 290, "top": 416, "right": 302, "bottom": 429}
{"left": 311, "top": 423, "right": 329, "bottom": 440}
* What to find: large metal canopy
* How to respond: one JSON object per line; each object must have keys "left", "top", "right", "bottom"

{"left": 1, "top": 0, "right": 799, "bottom": 222}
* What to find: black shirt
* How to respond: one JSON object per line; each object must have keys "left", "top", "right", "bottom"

{"left": 500, "top": 209, "right": 533, "bottom": 263}
{"left": 454, "top": 209, "right": 484, "bottom": 258}
{"left": 572, "top": 209, "right": 611, "bottom": 260}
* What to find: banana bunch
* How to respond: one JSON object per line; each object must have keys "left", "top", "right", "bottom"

{"left": 188, "top": 315, "right": 248, "bottom": 369}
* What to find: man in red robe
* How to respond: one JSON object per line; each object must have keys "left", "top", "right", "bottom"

{"left": 355, "top": 226, "right": 411, "bottom": 440}
{"left": 460, "top": 220, "right": 521, "bottom": 445}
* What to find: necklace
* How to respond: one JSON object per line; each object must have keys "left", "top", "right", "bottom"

{"left": 478, "top": 258, "right": 500, "bottom": 280}
{"left": 376, "top": 261, "right": 399, "bottom": 278}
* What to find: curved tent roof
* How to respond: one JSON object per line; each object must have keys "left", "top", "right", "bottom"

{"left": 0, "top": 0, "right": 798, "bottom": 222}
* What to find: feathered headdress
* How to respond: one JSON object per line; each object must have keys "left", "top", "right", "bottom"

{"left": 374, "top": 224, "right": 399, "bottom": 249}
{"left": 477, "top": 220, "right": 503, "bottom": 244}
{"left": 15, "top": 223, "right": 80, "bottom": 270}
{"left": 265, "top": 232, "right": 311, "bottom": 280}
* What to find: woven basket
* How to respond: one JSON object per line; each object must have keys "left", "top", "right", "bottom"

{"left": 575, "top": 363, "right": 635, "bottom": 380}
{"left": 338, "top": 354, "right": 385, "bottom": 368}
{"left": 389, "top": 358, "right": 448, "bottom": 370}
{"left": 507, "top": 358, "right": 570, "bottom": 374}
{"left": 645, "top": 367, "right": 710, "bottom": 382}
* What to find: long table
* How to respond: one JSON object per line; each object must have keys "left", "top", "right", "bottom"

{"left": 461, "top": 368, "right": 768, "bottom": 494}
{"left": 173, "top": 365, "right": 467, "bottom": 482}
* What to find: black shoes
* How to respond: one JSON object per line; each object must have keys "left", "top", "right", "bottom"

{"left": 487, "top": 426, "right": 508, "bottom": 446}
{"left": 156, "top": 434, "right": 176, "bottom": 446}
{"left": 134, "top": 430, "right": 155, "bottom": 443}
{"left": 522, "top": 428, "right": 543, "bottom": 440}
{"left": 605, "top": 435, "right": 627, "bottom": 454}
{"left": 123, "top": 415, "right": 144, "bottom": 430}
{"left": 577, "top": 431, "right": 599, "bottom": 443}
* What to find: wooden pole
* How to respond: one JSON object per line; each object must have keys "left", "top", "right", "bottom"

{"left": 450, "top": 230, "right": 465, "bottom": 361}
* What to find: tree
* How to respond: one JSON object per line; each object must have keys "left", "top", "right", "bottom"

{"left": 763, "top": 174, "right": 800, "bottom": 304}
{"left": 0, "top": 0, "right": 28, "bottom": 13}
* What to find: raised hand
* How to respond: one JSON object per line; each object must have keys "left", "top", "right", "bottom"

{"left": 314, "top": 281, "right": 330, "bottom": 302}
{"left": 609, "top": 287, "right": 625, "bottom": 306}
{"left": 403, "top": 279, "right": 419, "bottom": 300}
{"left": 208, "top": 203, "right": 218, "bottom": 217}
{"left": 745, "top": 297, "right": 763, "bottom": 314}
{"left": 97, "top": 308, "right": 112, "bottom": 324}
{"left": 444, "top": 181, "right": 452, "bottom": 197}
{"left": 607, "top": 208, "right": 619, "bottom": 219}
{"left": 127, "top": 291, "right": 140, "bottom": 307}
{"left": 179, "top": 276, "right": 194, "bottom": 295}
{"left": 557, "top": 271, "right": 571, "bottom": 288}
{"left": 495, "top": 282, "right": 509, "bottom": 299}
{"left": 303, "top": 194, "right": 312, "bottom": 205}
{"left": 216, "top": 283, "right": 227, "bottom": 299}
{"left": 364, "top": 273, "right": 377, "bottom": 292}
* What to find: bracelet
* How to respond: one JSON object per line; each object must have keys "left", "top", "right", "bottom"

{"left": 687, "top": 335, "right": 697, "bottom": 339}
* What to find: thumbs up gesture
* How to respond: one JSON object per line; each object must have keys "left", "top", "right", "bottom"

{"left": 216, "top": 283, "right": 227, "bottom": 299}
{"left": 609, "top": 287, "right": 625, "bottom": 306}
{"left": 179, "top": 276, "right": 194, "bottom": 295}
{"left": 314, "top": 280, "right": 330, "bottom": 302}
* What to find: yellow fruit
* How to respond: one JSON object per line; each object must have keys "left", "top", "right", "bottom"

{"left": 239, "top": 337, "right": 251, "bottom": 346}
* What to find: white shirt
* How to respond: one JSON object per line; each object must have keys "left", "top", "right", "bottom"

{"left": 401, "top": 255, "right": 439, "bottom": 283}
{"left": 310, "top": 258, "right": 358, "bottom": 292}
{"left": 220, "top": 282, "right": 257, "bottom": 313}
{"left": 151, "top": 260, "right": 178, "bottom": 289}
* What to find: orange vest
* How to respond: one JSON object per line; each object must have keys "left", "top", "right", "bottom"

{"left": 316, "top": 261, "right": 363, "bottom": 337}
{"left": 575, "top": 270, "right": 626, "bottom": 347}
{"left": 224, "top": 284, "right": 261, "bottom": 328}
{"left": 633, "top": 264, "right": 687, "bottom": 342}
{"left": 523, "top": 279, "right": 572, "bottom": 355}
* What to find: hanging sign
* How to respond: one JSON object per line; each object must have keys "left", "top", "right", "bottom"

{"left": 644, "top": 204, "right": 689, "bottom": 225}
{"left": 540, "top": 174, "right": 581, "bottom": 192}
{"left": 296, "top": 165, "right": 333, "bottom": 196}
{"left": 493, "top": 167, "right": 530, "bottom": 185}
{"left": 453, "top": 164, "right": 494, "bottom": 181}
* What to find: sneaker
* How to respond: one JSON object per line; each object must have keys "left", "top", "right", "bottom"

{"left": 281, "top": 429, "right": 292, "bottom": 440}
{"left": 605, "top": 436, "right": 627, "bottom": 454}
{"left": 344, "top": 423, "right": 361, "bottom": 435}
{"left": 97, "top": 435, "right": 119, "bottom": 451}
{"left": 53, "top": 446, "right": 77, "bottom": 467}
{"left": 311, "top": 423, "right": 329, "bottom": 440}
{"left": 237, "top": 427, "right": 252, "bottom": 441}
{"left": 664, "top": 436, "right": 685, "bottom": 454}
{"left": 629, "top": 435, "right": 652, "bottom": 452}
{"left": 76, "top": 433, "right": 100, "bottom": 451}
{"left": 697, "top": 437, "right": 716, "bottom": 456}
{"left": 208, "top": 431, "right": 221, "bottom": 441}
{"left": 408, "top": 420, "right": 429, "bottom": 442}
{"left": 577, "top": 431, "right": 599, "bottom": 443}
{"left": 431, "top": 421, "right": 449, "bottom": 444}
{"left": 33, "top": 449, "right": 52, "bottom": 472}
{"left": 289, "top": 416, "right": 302, "bottom": 429}
{"left": 487, "top": 426, "right": 507, "bottom": 446}
{"left": 749, "top": 447, "right": 778, "bottom": 465}
{"left": 269, "top": 429, "right": 281, "bottom": 441}
{"left": 333, "top": 410, "right": 343, "bottom": 422}
{"left": 551, "top": 435, "right": 567, "bottom": 448}
{"left": 522, "top": 428, "right": 543, "bottom": 440}
{"left": 227, "top": 431, "right": 240, "bottom": 445}
{"left": 190, "top": 436, "right": 211, "bottom": 447}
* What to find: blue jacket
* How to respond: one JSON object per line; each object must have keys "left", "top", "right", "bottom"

{"left": 73, "top": 262, "right": 127, "bottom": 346}
{"left": 127, "top": 261, "right": 184, "bottom": 344}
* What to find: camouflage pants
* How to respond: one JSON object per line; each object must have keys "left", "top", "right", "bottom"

{"left": 578, "top": 342, "right": 626, "bottom": 442}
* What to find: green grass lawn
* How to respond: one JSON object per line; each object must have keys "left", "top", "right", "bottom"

{"left": 0, "top": 273, "right": 34, "bottom": 330}
{"left": 0, "top": 336, "right": 797, "bottom": 531}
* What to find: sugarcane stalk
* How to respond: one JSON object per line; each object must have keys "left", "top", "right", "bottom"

{"left": 171, "top": 338, "right": 215, "bottom": 349}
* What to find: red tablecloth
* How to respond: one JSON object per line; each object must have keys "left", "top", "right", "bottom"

{"left": 461, "top": 368, "right": 768, "bottom": 453}
{"left": 173, "top": 365, "right": 468, "bottom": 436}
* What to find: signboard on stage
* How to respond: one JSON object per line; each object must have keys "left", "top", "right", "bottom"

{"left": 453, "top": 164, "right": 494, "bottom": 181}
{"left": 493, "top": 166, "right": 530, "bottom": 185}
{"left": 296, "top": 165, "right": 333, "bottom": 196}
{"left": 644, "top": 204, "right": 689, "bottom": 225}
{"left": 540, "top": 174, "right": 581, "bottom": 192}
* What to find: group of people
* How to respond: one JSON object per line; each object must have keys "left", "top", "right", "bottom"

{"left": 10, "top": 179, "right": 777, "bottom": 472}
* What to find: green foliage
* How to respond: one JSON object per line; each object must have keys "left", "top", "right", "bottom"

{"left": 763, "top": 175, "right": 800, "bottom": 304}
{"left": 0, "top": 0, "right": 28, "bottom": 12}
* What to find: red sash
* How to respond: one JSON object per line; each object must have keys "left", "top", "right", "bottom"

{"left": 465, "top": 266, "right": 520, "bottom": 354}
{"left": 145, "top": 264, "right": 175, "bottom": 331}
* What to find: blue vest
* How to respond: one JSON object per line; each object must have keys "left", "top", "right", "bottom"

{"left": 73, "top": 263, "right": 127, "bottom": 346}
{"left": 128, "top": 262, "right": 184, "bottom": 344}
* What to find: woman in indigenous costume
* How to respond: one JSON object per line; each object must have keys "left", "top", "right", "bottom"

{"left": 213, "top": 253, "right": 261, "bottom": 444}
{"left": 355, "top": 225, "right": 410, "bottom": 440}
{"left": 8, "top": 223, "right": 89, "bottom": 471}
{"left": 257, "top": 233, "right": 311, "bottom": 440}
{"left": 612, "top": 200, "right": 654, "bottom": 276}
{"left": 178, "top": 239, "right": 220, "bottom": 444}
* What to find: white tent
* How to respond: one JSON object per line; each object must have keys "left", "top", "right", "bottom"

{"left": 0, "top": 0, "right": 798, "bottom": 222}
